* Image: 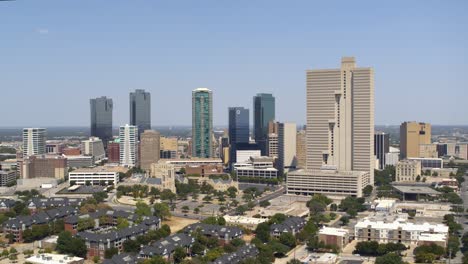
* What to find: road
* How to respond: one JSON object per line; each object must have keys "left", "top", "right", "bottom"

{"left": 225, "top": 185, "right": 285, "bottom": 215}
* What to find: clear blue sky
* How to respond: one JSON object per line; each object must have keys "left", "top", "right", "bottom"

{"left": 1, "top": 0, "right": 467, "bottom": 127}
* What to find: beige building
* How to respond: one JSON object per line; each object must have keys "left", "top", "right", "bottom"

{"left": 318, "top": 227, "right": 349, "bottom": 251}
{"left": 81, "top": 137, "right": 105, "bottom": 162}
{"left": 400, "top": 121, "right": 431, "bottom": 159}
{"left": 140, "top": 130, "right": 161, "bottom": 171}
{"left": 20, "top": 155, "right": 67, "bottom": 180}
{"left": 296, "top": 130, "right": 306, "bottom": 169}
{"left": 149, "top": 162, "right": 176, "bottom": 193}
{"left": 419, "top": 144, "right": 438, "bottom": 158}
{"left": 396, "top": 160, "right": 422, "bottom": 182}
{"left": 278, "top": 122, "right": 297, "bottom": 173}
{"left": 266, "top": 133, "right": 278, "bottom": 158}
{"left": 160, "top": 137, "right": 178, "bottom": 151}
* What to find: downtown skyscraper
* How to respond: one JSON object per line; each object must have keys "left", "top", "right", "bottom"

{"left": 130, "top": 89, "right": 151, "bottom": 137}
{"left": 192, "top": 88, "right": 213, "bottom": 158}
{"left": 90, "top": 96, "right": 113, "bottom": 145}
{"left": 228, "top": 107, "right": 249, "bottom": 163}
{"left": 253, "top": 93, "right": 275, "bottom": 155}
{"left": 119, "top": 124, "right": 138, "bottom": 167}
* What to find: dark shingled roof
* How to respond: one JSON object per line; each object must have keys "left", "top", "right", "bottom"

{"left": 140, "top": 233, "right": 194, "bottom": 257}
{"left": 183, "top": 223, "right": 243, "bottom": 240}
{"left": 211, "top": 244, "right": 259, "bottom": 264}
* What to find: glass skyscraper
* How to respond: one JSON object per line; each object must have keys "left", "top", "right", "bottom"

{"left": 253, "top": 93, "right": 275, "bottom": 155}
{"left": 130, "top": 89, "right": 151, "bottom": 137}
{"left": 192, "top": 88, "right": 213, "bottom": 158}
{"left": 228, "top": 107, "right": 249, "bottom": 163}
{"left": 90, "top": 96, "right": 113, "bottom": 145}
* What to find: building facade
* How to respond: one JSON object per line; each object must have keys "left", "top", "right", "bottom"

{"left": 192, "top": 88, "right": 213, "bottom": 158}
{"left": 149, "top": 162, "right": 176, "bottom": 193}
{"left": 81, "top": 137, "right": 105, "bottom": 162}
{"left": 228, "top": 107, "right": 249, "bottom": 164}
{"left": 20, "top": 155, "right": 67, "bottom": 179}
{"left": 107, "top": 140, "right": 120, "bottom": 163}
{"left": 22, "top": 128, "right": 46, "bottom": 157}
{"left": 374, "top": 132, "right": 390, "bottom": 170}
{"left": 140, "top": 130, "right": 161, "bottom": 171}
{"left": 119, "top": 125, "right": 138, "bottom": 167}
{"left": 266, "top": 133, "right": 278, "bottom": 158}
{"left": 253, "top": 93, "right": 275, "bottom": 156}
{"left": 296, "top": 130, "right": 306, "bottom": 169}
{"left": 0, "top": 170, "right": 16, "bottom": 187}
{"left": 400, "top": 121, "right": 431, "bottom": 159}
{"left": 90, "top": 96, "right": 113, "bottom": 145}
{"left": 130, "top": 89, "right": 151, "bottom": 138}
{"left": 278, "top": 122, "right": 297, "bottom": 173}
{"left": 396, "top": 160, "right": 422, "bottom": 182}
{"left": 69, "top": 167, "right": 120, "bottom": 185}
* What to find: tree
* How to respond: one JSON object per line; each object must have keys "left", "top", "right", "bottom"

{"left": 416, "top": 175, "right": 421, "bottom": 182}
{"left": 363, "top": 185, "right": 373, "bottom": 197}
{"left": 56, "top": 231, "right": 87, "bottom": 258}
{"left": 236, "top": 205, "right": 248, "bottom": 215}
{"left": 414, "top": 244, "right": 445, "bottom": 263}
{"left": 354, "top": 241, "right": 380, "bottom": 256}
{"left": 123, "top": 239, "right": 140, "bottom": 253}
{"left": 279, "top": 232, "right": 296, "bottom": 248}
{"left": 135, "top": 202, "right": 152, "bottom": 217}
{"left": 227, "top": 187, "right": 238, "bottom": 198}
{"left": 202, "top": 216, "right": 226, "bottom": 226}
{"left": 104, "top": 247, "right": 118, "bottom": 259}
{"left": 93, "top": 256, "right": 100, "bottom": 263}
{"left": 255, "top": 222, "right": 270, "bottom": 243}
{"left": 375, "top": 253, "right": 406, "bottom": 264}
{"left": 259, "top": 200, "right": 270, "bottom": 208}
{"left": 173, "top": 247, "right": 187, "bottom": 263}
{"left": 269, "top": 213, "right": 287, "bottom": 224}
{"left": 193, "top": 208, "right": 200, "bottom": 214}
{"left": 154, "top": 203, "right": 171, "bottom": 220}
{"left": 93, "top": 192, "right": 108, "bottom": 203}
{"left": 340, "top": 216, "right": 350, "bottom": 226}
{"left": 116, "top": 217, "right": 130, "bottom": 229}
{"left": 160, "top": 189, "right": 177, "bottom": 202}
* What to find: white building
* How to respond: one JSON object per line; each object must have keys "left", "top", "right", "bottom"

{"left": 81, "top": 137, "right": 105, "bottom": 162}
{"left": 23, "top": 128, "right": 46, "bottom": 157}
{"left": 234, "top": 156, "right": 278, "bottom": 179}
{"left": 236, "top": 150, "right": 261, "bottom": 163}
{"left": 385, "top": 147, "right": 400, "bottom": 167}
{"left": 119, "top": 124, "right": 138, "bottom": 167}
{"left": 69, "top": 167, "right": 119, "bottom": 185}
{"left": 278, "top": 122, "right": 297, "bottom": 173}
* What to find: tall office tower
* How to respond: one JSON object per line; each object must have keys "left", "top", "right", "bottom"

{"left": 130, "top": 89, "right": 151, "bottom": 138}
{"left": 253, "top": 93, "right": 275, "bottom": 155}
{"left": 288, "top": 57, "right": 374, "bottom": 197}
{"left": 90, "top": 96, "right": 113, "bottom": 146}
{"left": 278, "top": 122, "right": 297, "bottom": 173}
{"left": 296, "top": 130, "right": 307, "bottom": 169}
{"left": 192, "top": 88, "right": 213, "bottom": 158}
{"left": 81, "top": 137, "right": 106, "bottom": 162}
{"left": 22, "top": 128, "right": 46, "bottom": 157}
{"left": 119, "top": 125, "right": 138, "bottom": 167}
{"left": 267, "top": 133, "right": 278, "bottom": 158}
{"left": 374, "top": 132, "right": 390, "bottom": 170}
{"left": 140, "top": 130, "right": 161, "bottom": 171}
{"left": 228, "top": 107, "right": 249, "bottom": 164}
{"left": 400, "top": 121, "right": 431, "bottom": 159}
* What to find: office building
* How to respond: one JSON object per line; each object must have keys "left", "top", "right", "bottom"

{"left": 69, "top": 167, "right": 120, "bottom": 186}
{"left": 253, "top": 93, "right": 275, "bottom": 155}
{"left": 234, "top": 156, "right": 278, "bottom": 179}
{"left": 90, "top": 96, "right": 113, "bottom": 145}
{"left": 419, "top": 144, "right": 438, "bottom": 158}
{"left": 296, "top": 130, "right": 306, "bottom": 169}
{"left": 160, "top": 150, "right": 177, "bottom": 159}
{"left": 374, "top": 132, "right": 390, "bottom": 170}
{"left": 140, "top": 130, "right": 161, "bottom": 171}
{"left": 81, "top": 137, "right": 105, "bottom": 162}
{"left": 160, "top": 137, "right": 178, "bottom": 152}
{"left": 288, "top": 57, "right": 374, "bottom": 197}
{"left": 66, "top": 155, "right": 94, "bottom": 168}
{"left": 22, "top": 128, "right": 46, "bottom": 157}
{"left": 235, "top": 143, "right": 261, "bottom": 163}
{"left": 268, "top": 120, "right": 279, "bottom": 134}
{"left": 385, "top": 148, "right": 400, "bottom": 167}
{"left": 407, "top": 157, "right": 443, "bottom": 169}
{"left": 400, "top": 121, "right": 431, "bottom": 159}
{"left": 396, "top": 160, "right": 422, "bottom": 182}
{"left": 278, "top": 122, "right": 297, "bottom": 173}
{"left": 192, "top": 88, "right": 213, "bottom": 158}
{"left": 107, "top": 140, "right": 120, "bottom": 163}
{"left": 267, "top": 133, "right": 278, "bottom": 158}
{"left": 19, "top": 155, "right": 67, "bottom": 180}
{"left": 45, "top": 142, "right": 64, "bottom": 154}
{"left": 228, "top": 107, "right": 249, "bottom": 164}
{"left": 130, "top": 89, "right": 151, "bottom": 138}
{"left": 119, "top": 125, "right": 138, "bottom": 167}
{"left": 0, "top": 170, "right": 16, "bottom": 187}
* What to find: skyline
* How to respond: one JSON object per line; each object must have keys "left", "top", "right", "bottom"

{"left": 1, "top": 1, "right": 467, "bottom": 126}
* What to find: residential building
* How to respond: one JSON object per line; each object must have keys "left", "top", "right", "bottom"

{"left": 107, "top": 140, "right": 120, "bottom": 163}
{"left": 183, "top": 223, "right": 243, "bottom": 244}
{"left": 192, "top": 88, "right": 213, "bottom": 158}
{"left": 81, "top": 137, "right": 105, "bottom": 162}
{"left": 139, "top": 233, "right": 194, "bottom": 260}
{"left": 278, "top": 122, "right": 297, "bottom": 173}
{"left": 374, "top": 132, "right": 390, "bottom": 170}
{"left": 119, "top": 124, "right": 138, "bottom": 167}
{"left": 296, "top": 130, "right": 306, "bottom": 169}
{"left": 400, "top": 121, "right": 431, "bottom": 159}
{"left": 130, "top": 89, "right": 151, "bottom": 138}
{"left": 212, "top": 245, "right": 258, "bottom": 264}
{"left": 228, "top": 107, "right": 249, "bottom": 164}
{"left": 395, "top": 160, "right": 422, "bottom": 182}
{"left": 149, "top": 162, "right": 176, "bottom": 193}
{"left": 68, "top": 167, "right": 120, "bottom": 186}
{"left": 22, "top": 128, "right": 46, "bottom": 157}
{"left": 140, "top": 130, "right": 161, "bottom": 171}
{"left": 288, "top": 57, "right": 374, "bottom": 197}
{"left": 90, "top": 96, "right": 113, "bottom": 145}
{"left": 253, "top": 93, "right": 275, "bottom": 155}
{"left": 19, "top": 155, "right": 67, "bottom": 179}
{"left": 0, "top": 170, "right": 16, "bottom": 187}
{"left": 270, "top": 217, "right": 307, "bottom": 237}
{"left": 267, "top": 133, "right": 278, "bottom": 158}
{"left": 318, "top": 227, "right": 349, "bottom": 250}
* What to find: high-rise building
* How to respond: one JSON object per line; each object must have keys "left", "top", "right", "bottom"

{"left": 140, "top": 130, "right": 161, "bottom": 171}
{"left": 267, "top": 133, "right": 278, "bottom": 158}
{"left": 81, "top": 137, "right": 105, "bottom": 162}
{"left": 130, "top": 89, "right": 151, "bottom": 138}
{"left": 119, "top": 125, "right": 138, "bottom": 167}
{"left": 253, "top": 93, "right": 275, "bottom": 155}
{"left": 400, "top": 122, "right": 431, "bottom": 159}
{"left": 278, "top": 122, "right": 297, "bottom": 173}
{"left": 107, "top": 140, "right": 120, "bottom": 163}
{"left": 296, "top": 130, "right": 306, "bottom": 169}
{"left": 288, "top": 57, "right": 374, "bottom": 198}
{"left": 228, "top": 107, "right": 249, "bottom": 164}
{"left": 90, "top": 96, "right": 113, "bottom": 145}
{"left": 374, "top": 132, "right": 390, "bottom": 170}
{"left": 192, "top": 88, "right": 213, "bottom": 158}
{"left": 22, "top": 128, "right": 46, "bottom": 157}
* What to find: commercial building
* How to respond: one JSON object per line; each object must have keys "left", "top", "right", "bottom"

{"left": 192, "top": 88, "right": 213, "bottom": 158}
{"left": 266, "top": 133, "right": 278, "bottom": 158}
{"left": 374, "top": 132, "right": 390, "bottom": 170}
{"left": 278, "top": 122, "right": 297, "bottom": 173}
{"left": 149, "top": 162, "right": 176, "bottom": 193}
{"left": 81, "top": 137, "right": 105, "bottom": 162}
{"left": 288, "top": 57, "right": 374, "bottom": 197}
{"left": 400, "top": 121, "right": 431, "bottom": 159}
{"left": 19, "top": 155, "right": 67, "bottom": 179}
{"left": 119, "top": 124, "right": 138, "bottom": 167}
{"left": 355, "top": 216, "right": 448, "bottom": 247}
{"left": 385, "top": 147, "right": 400, "bottom": 167}
{"left": 107, "top": 140, "right": 120, "bottom": 163}
{"left": 140, "top": 130, "right": 161, "bottom": 171}
{"left": 185, "top": 164, "right": 223, "bottom": 177}
{"left": 396, "top": 160, "right": 422, "bottom": 182}
{"left": 160, "top": 150, "right": 177, "bottom": 159}
{"left": 419, "top": 144, "right": 438, "bottom": 158}
{"left": 66, "top": 155, "right": 94, "bottom": 168}
{"left": 228, "top": 107, "right": 249, "bottom": 164}
{"left": 159, "top": 158, "right": 223, "bottom": 171}
{"left": 45, "top": 142, "right": 64, "bottom": 154}
{"left": 234, "top": 142, "right": 261, "bottom": 163}
{"left": 407, "top": 157, "right": 443, "bottom": 169}
{"left": 130, "top": 89, "right": 151, "bottom": 138}
{"left": 23, "top": 128, "right": 46, "bottom": 157}
{"left": 318, "top": 227, "right": 349, "bottom": 250}
{"left": 69, "top": 167, "right": 120, "bottom": 186}
{"left": 296, "top": 130, "right": 306, "bottom": 169}
{"left": 0, "top": 170, "right": 16, "bottom": 187}
{"left": 445, "top": 142, "right": 468, "bottom": 160}
{"left": 160, "top": 137, "right": 178, "bottom": 152}
{"left": 234, "top": 156, "right": 278, "bottom": 179}
{"left": 90, "top": 96, "right": 113, "bottom": 145}
{"left": 62, "top": 148, "right": 81, "bottom": 156}
{"left": 253, "top": 93, "right": 275, "bottom": 155}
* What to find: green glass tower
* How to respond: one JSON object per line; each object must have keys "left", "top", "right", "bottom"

{"left": 192, "top": 88, "right": 213, "bottom": 158}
